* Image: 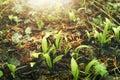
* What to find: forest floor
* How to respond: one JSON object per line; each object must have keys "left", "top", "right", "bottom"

{"left": 0, "top": 0, "right": 120, "bottom": 80}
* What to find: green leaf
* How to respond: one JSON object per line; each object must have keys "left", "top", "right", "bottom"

{"left": 55, "top": 31, "right": 62, "bottom": 49}
{"left": 0, "top": 70, "right": 3, "bottom": 77}
{"left": 85, "top": 30, "right": 91, "bottom": 41}
{"left": 64, "top": 42, "right": 71, "bottom": 54}
{"left": 30, "top": 62, "right": 36, "bottom": 67}
{"left": 85, "top": 59, "right": 98, "bottom": 75}
{"left": 44, "top": 54, "right": 52, "bottom": 68}
{"left": 7, "top": 64, "right": 16, "bottom": 74}
{"left": 31, "top": 52, "right": 41, "bottom": 58}
{"left": 71, "top": 57, "right": 79, "bottom": 80}
{"left": 42, "top": 37, "right": 48, "bottom": 53}
{"left": 69, "top": 11, "right": 76, "bottom": 21}
{"left": 103, "top": 18, "right": 110, "bottom": 40}
{"left": 113, "top": 26, "right": 120, "bottom": 40}
{"left": 36, "top": 18, "right": 44, "bottom": 30}
{"left": 53, "top": 55, "right": 63, "bottom": 64}
{"left": 94, "top": 63, "right": 108, "bottom": 77}
{"left": 75, "top": 45, "right": 91, "bottom": 53}
{"left": 8, "top": 15, "right": 20, "bottom": 23}
{"left": 48, "top": 44, "right": 56, "bottom": 55}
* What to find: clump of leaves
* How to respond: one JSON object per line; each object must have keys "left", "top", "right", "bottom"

{"left": 85, "top": 59, "right": 108, "bottom": 79}
{"left": 41, "top": 33, "right": 63, "bottom": 69}
{"left": 94, "top": 18, "right": 112, "bottom": 46}
{"left": 35, "top": 17, "right": 44, "bottom": 30}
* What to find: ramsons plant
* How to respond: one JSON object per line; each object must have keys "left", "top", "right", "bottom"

{"left": 41, "top": 32, "right": 63, "bottom": 69}
{"left": 55, "top": 30, "right": 63, "bottom": 50}
{"left": 35, "top": 17, "right": 44, "bottom": 30}
{"left": 85, "top": 59, "right": 108, "bottom": 80}
{"left": 94, "top": 18, "right": 112, "bottom": 46}
{"left": 7, "top": 63, "right": 16, "bottom": 78}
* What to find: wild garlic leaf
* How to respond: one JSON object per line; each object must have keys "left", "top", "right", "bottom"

{"left": 53, "top": 55, "right": 63, "bottom": 64}
{"left": 42, "top": 37, "right": 48, "bottom": 53}
{"left": 71, "top": 57, "right": 79, "bottom": 80}
{"left": 44, "top": 54, "right": 52, "bottom": 68}
{"left": 0, "top": 70, "right": 3, "bottom": 77}
{"left": 7, "top": 64, "right": 16, "bottom": 74}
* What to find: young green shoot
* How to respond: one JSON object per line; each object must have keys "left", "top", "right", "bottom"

{"left": 53, "top": 55, "right": 63, "bottom": 64}
{"left": 42, "top": 36, "right": 48, "bottom": 53}
{"left": 94, "top": 18, "right": 112, "bottom": 45}
{"left": 68, "top": 11, "right": 76, "bottom": 22}
{"left": 35, "top": 17, "right": 44, "bottom": 30}
{"left": 71, "top": 57, "right": 79, "bottom": 80}
{"left": 55, "top": 31, "right": 63, "bottom": 49}
{"left": 43, "top": 53, "right": 53, "bottom": 69}
{"left": 7, "top": 64, "right": 16, "bottom": 78}
{"left": 8, "top": 15, "right": 21, "bottom": 23}
{"left": 112, "top": 26, "right": 120, "bottom": 41}
{"left": 85, "top": 30, "right": 91, "bottom": 41}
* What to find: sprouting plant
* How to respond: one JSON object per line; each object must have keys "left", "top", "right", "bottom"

{"left": 85, "top": 30, "right": 91, "bottom": 41}
{"left": 35, "top": 17, "right": 44, "bottom": 30}
{"left": 7, "top": 64, "right": 16, "bottom": 78}
{"left": 94, "top": 18, "right": 112, "bottom": 46}
{"left": 85, "top": 59, "right": 108, "bottom": 80}
{"left": 55, "top": 31, "right": 63, "bottom": 49}
{"left": 42, "top": 36, "right": 48, "bottom": 53}
{"left": 71, "top": 57, "right": 79, "bottom": 80}
{"left": 112, "top": 26, "right": 120, "bottom": 41}
{"left": 8, "top": 15, "right": 21, "bottom": 23}
{"left": 68, "top": 11, "right": 76, "bottom": 22}
{"left": 41, "top": 33, "right": 63, "bottom": 69}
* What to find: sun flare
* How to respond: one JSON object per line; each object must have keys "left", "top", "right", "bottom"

{"left": 26, "top": 0, "right": 73, "bottom": 10}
